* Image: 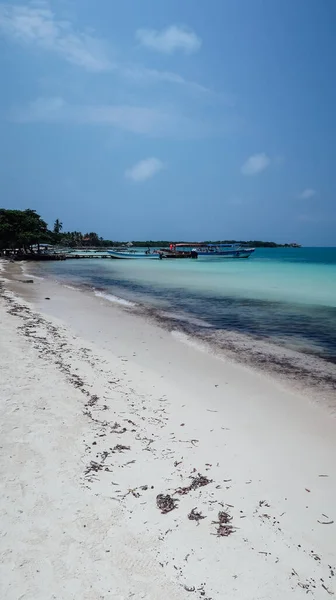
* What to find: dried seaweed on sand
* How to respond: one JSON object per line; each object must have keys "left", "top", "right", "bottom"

{"left": 188, "top": 508, "right": 206, "bottom": 523}
{"left": 213, "top": 511, "right": 235, "bottom": 537}
{"left": 176, "top": 473, "right": 213, "bottom": 495}
{"left": 156, "top": 494, "right": 179, "bottom": 514}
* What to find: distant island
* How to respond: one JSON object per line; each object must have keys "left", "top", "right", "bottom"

{"left": 132, "top": 240, "right": 302, "bottom": 249}
{"left": 0, "top": 209, "right": 302, "bottom": 254}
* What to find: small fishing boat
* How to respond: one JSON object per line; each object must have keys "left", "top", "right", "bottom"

{"left": 173, "top": 243, "right": 255, "bottom": 259}
{"left": 107, "top": 249, "right": 161, "bottom": 259}
{"left": 107, "top": 248, "right": 198, "bottom": 260}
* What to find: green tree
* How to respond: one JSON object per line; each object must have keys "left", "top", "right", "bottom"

{"left": 53, "top": 218, "right": 63, "bottom": 234}
{"left": 0, "top": 209, "right": 50, "bottom": 252}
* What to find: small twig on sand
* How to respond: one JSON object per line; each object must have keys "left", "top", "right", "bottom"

{"left": 322, "top": 583, "right": 334, "bottom": 595}
{"left": 318, "top": 520, "right": 334, "bottom": 525}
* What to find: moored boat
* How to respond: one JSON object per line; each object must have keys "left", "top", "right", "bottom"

{"left": 173, "top": 243, "right": 255, "bottom": 258}
{"left": 107, "top": 249, "right": 161, "bottom": 259}
{"left": 107, "top": 248, "right": 198, "bottom": 260}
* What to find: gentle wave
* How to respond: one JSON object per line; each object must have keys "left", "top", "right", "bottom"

{"left": 158, "top": 310, "right": 213, "bottom": 328}
{"left": 94, "top": 290, "right": 136, "bottom": 307}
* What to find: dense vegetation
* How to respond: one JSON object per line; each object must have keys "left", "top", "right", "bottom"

{"left": 0, "top": 208, "right": 300, "bottom": 252}
{"left": 0, "top": 209, "right": 116, "bottom": 251}
{"left": 0, "top": 209, "right": 50, "bottom": 252}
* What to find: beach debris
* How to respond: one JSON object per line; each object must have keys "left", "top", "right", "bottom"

{"left": 156, "top": 494, "right": 179, "bottom": 514}
{"left": 213, "top": 510, "right": 235, "bottom": 537}
{"left": 110, "top": 421, "right": 127, "bottom": 434}
{"left": 45, "top": 297, "right": 50, "bottom": 300}
{"left": 322, "top": 583, "right": 334, "bottom": 595}
{"left": 188, "top": 508, "right": 206, "bottom": 524}
{"left": 112, "top": 444, "right": 130, "bottom": 453}
{"left": 318, "top": 519, "right": 334, "bottom": 525}
{"left": 305, "top": 488, "right": 311, "bottom": 493}
{"left": 184, "top": 585, "right": 195, "bottom": 592}
{"left": 122, "top": 485, "right": 150, "bottom": 499}
{"left": 87, "top": 394, "right": 99, "bottom": 407}
{"left": 311, "top": 552, "right": 321, "bottom": 561}
{"left": 259, "top": 500, "right": 270, "bottom": 508}
{"left": 176, "top": 473, "right": 213, "bottom": 496}
{"left": 84, "top": 460, "right": 110, "bottom": 476}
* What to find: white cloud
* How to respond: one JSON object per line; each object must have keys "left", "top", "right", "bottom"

{"left": 136, "top": 25, "right": 201, "bottom": 55}
{"left": 241, "top": 153, "right": 270, "bottom": 176}
{"left": 298, "top": 188, "right": 317, "bottom": 199}
{"left": 12, "top": 97, "right": 214, "bottom": 138}
{"left": 13, "top": 98, "right": 170, "bottom": 134}
{"left": 0, "top": 4, "right": 215, "bottom": 97}
{"left": 125, "top": 158, "right": 164, "bottom": 183}
{"left": 0, "top": 2, "right": 111, "bottom": 71}
{"left": 122, "top": 66, "right": 212, "bottom": 95}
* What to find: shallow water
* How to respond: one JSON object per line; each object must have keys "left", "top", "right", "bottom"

{"left": 31, "top": 248, "right": 336, "bottom": 365}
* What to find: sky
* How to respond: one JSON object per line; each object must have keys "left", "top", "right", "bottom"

{"left": 0, "top": 0, "right": 335, "bottom": 245}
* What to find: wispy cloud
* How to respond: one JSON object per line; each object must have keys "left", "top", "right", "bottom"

{"left": 122, "top": 65, "right": 212, "bottom": 95}
{"left": 125, "top": 158, "right": 164, "bottom": 183}
{"left": 11, "top": 97, "right": 216, "bottom": 139}
{"left": 0, "top": 2, "right": 111, "bottom": 71}
{"left": 0, "top": 4, "right": 214, "bottom": 95}
{"left": 136, "top": 25, "right": 201, "bottom": 55}
{"left": 241, "top": 153, "right": 270, "bottom": 176}
{"left": 0, "top": 1, "right": 221, "bottom": 105}
{"left": 298, "top": 188, "right": 317, "bottom": 199}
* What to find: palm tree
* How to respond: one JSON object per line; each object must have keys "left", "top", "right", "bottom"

{"left": 53, "top": 219, "right": 63, "bottom": 234}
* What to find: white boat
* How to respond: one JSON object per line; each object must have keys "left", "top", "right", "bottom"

{"left": 107, "top": 249, "right": 161, "bottom": 259}
{"left": 174, "top": 243, "right": 255, "bottom": 258}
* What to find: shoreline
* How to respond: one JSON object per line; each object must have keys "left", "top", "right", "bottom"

{"left": 18, "top": 259, "right": 336, "bottom": 410}
{"left": 1, "top": 260, "right": 336, "bottom": 598}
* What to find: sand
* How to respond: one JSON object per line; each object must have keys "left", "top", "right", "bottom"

{"left": 0, "top": 260, "right": 335, "bottom": 599}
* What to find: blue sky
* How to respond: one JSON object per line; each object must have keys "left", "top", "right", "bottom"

{"left": 0, "top": 0, "right": 335, "bottom": 244}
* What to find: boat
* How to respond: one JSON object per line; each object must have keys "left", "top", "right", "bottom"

{"left": 107, "top": 248, "right": 198, "bottom": 260}
{"left": 173, "top": 243, "right": 255, "bottom": 259}
{"left": 107, "top": 249, "right": 161, "bottom": 259}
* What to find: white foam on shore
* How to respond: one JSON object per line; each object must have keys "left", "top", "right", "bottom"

{"left": 158, "top": 310, "right": 212, "bottom": 328}
{"left": 171, "top": 329, "right": 213, "bottom": 355}
{"left": 20, "top": 263, "right": 45, "bottom": 280}
{"left": 63, "top": 284, "right": 79, "bottom": 291}
{"left": 94, "top": 290, "right": 136, "bottom": 307}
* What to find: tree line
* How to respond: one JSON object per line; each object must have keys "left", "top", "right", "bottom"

{"left": 0, "top": 208, "right": 300, "bottom": 253}
{"left": 0, "top": 209, "right": 116, "bottom": 252}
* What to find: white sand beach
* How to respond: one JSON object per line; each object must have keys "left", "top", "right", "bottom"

{"left": 1, "top": 261, "right": 336, "bottom": 600}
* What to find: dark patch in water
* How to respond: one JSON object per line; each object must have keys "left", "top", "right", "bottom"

{"left": 38, "top": 262, "right": 336, "bottom": 367}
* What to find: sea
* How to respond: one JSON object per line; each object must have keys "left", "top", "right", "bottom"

{"left": 30, "top": 247, "right": 336, "bottom": 398}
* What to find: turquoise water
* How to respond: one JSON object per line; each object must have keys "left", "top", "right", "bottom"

{"left": 33, "top": 248, "right": 336, "bottom": 364}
